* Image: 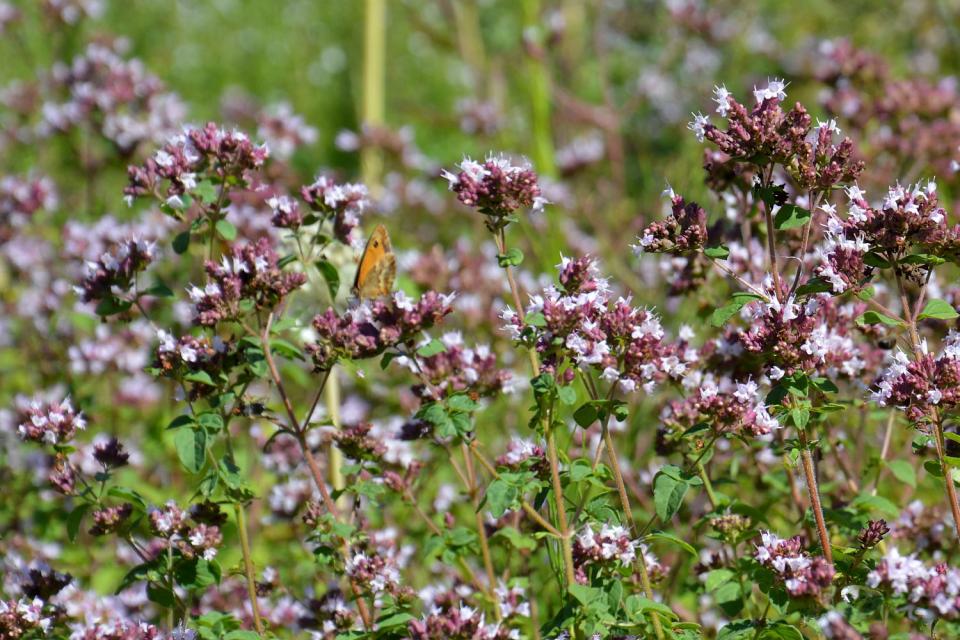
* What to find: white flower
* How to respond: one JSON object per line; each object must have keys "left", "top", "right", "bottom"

{"left": 753, "top": 77, "right": 788, "bottom": 103}
{"left": 712, "top": 84, "right": 732, "bottom": 117}
{"left": 687, "top": 112, "right": 710, "bottom": 143}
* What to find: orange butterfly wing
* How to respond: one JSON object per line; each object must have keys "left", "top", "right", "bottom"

{"left": 352, "top": 224, "right": 396, "bottom": 299}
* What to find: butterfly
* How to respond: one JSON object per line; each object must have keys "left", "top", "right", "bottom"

{"left": 352, "top": 224, "right": 397, "bottom": 299}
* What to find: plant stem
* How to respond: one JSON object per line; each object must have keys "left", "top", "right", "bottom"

{"left": 798, "top": 429, "right": 833, "bottom": 563}
{"left": 545, "top": 426, "right": 576, "bottom": 588}
{"left": 493, "top": 228, "right": 575, "bottom": 587}
{"left": 933, "top": 420, "right": 960, "bottom": 541}
{"left": 892, "top": 266, "right": 960, "bottom": 541}
{"left": 602, "top": 428, "right": 665, "bottom": 640}
{"left": 471, "top": 444, "right": 562, "bottom": 537}
{"left": 696, "top": 461, "right": 719, "bottom": 510}
{"left": 462, "top": 443, "right": 498, "bottom": 604}
{"left": 361, "top": 0, "right": 386, "bottom": 191}
{"left": 256, "top": 319, "right": 373, "bottom": 629}
{"left": 235, "top": 503, "right": 264, "bottom": 633}
{"left": 325, "top": 369, "right": 346, "bottom": 510}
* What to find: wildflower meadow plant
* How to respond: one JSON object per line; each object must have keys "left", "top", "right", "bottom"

{"left": 6, "top": 4, "right": 960, "bottom": 640}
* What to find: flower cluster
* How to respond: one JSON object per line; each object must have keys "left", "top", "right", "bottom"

{"left": 732, "top": 290, "right": 869, "bottom": 380}
{"left": 818, "top": 611, "right": 863, "bottom": 640}
{"left": 35, "top": 42, "right": 184, "bottom": 152}
{"left": 15, "top": 396, "right": 86, "bottom": 445}
{"left": 75, "top": 237, "right": 155, "bottom": 304}
{"left": 868, "top": 548, "right": 960, "bottom": 620}
{"left": 754, "top": 531, "right": 835, "bottom": 598}
{"left": 266, "top": 194, "right": 302, "bottom": 230}
{"left": 124, "top": 123, "right": 269, "bottom": 207}
{"left": 817, "top": 182, "right": 956, "bottom": 287}
{"left": 154, "top": 330, "right": 232, "bottom": 396}
{"left": 0, "top": 598, "right": 53, "bottom": 638}
{"left": 660, "top": 375, "right": 780, "bottom": 438}
{"left": 256, "top": 102, "right": 318, "bottom": 160}
{"left": 300, "top": 175, "right": 369, "bottom": 243}
{"left": 872, "top": 333, "right": 960, "bottom": 422}
{"left": 332, "top": 422, "right": 387, "bottom": 463}
{"left": 148, "top": 501, "right": 223, "bottom": 561}
{"left": 693, "top": 80, "right": 863, "bottom": 191}
{"left": 495, "top": 438, "right": 547, "bottom": 473}
{"left": 408, "top": 601, "right": 517, "bottom": 640}
{"left": 636, "top": 192, "right": 708, "bottom": 255}
{"left": 0, "top": 175, "right": 57, "bottom": 238}
{"left": 442, "top": 155, "right": 546, "bottom": 229}
{"left": 399, "top": 332, "right": 513, "bottom": 400}
{"left": 504, "top": 255, "right": 690, "bottom": 393}
{"left": 89, "top": 503, "right": 134, "bottom": 536}
{"left": 307, "top": 291, "right": 455, "bottom": 371}
{"left": 190, "top": 238, "right": 306, "bottom": 326}
{"left": 344, "top": 550, "right": 401, "bottom": 596}
{"left": 571, "top": 524, "right": 663, "bottom": 584}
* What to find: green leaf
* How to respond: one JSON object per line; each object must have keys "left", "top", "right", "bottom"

{"left": 864, "top": 252, "right": 892, "bottom": 269}
{"left": 856, "top": 311, "right": 903, "bottom": 327}
{"left": 794, "top": 277, "right": 832, "bottom": 297}
{"left": 417, "top": 403, "right": 456, "bottom": 439}
{"left": 215, "top": 219, "right": 237, "bottom": 241}
{"left": 416, "top": 339, "right": 446, "bottom": 357}
{"left": 174, "top": 428, "right": 207, "bottom": 474}
{"left": 145, "top": 282, "right": 174, "bottom": 298}
{"left": 66, "top": 503, "right": 89, "bottom": 542}
{"left": 497, "top": 248, "right": 524, "bottom": 267}
{"left": 717, "top": 620, "right": 756, "bottom": 640}
{"left": 375, "top": 612, "right": 415, "bottom": 629}
{"left": 316, "top": 259, "right": 341, "bottom": 300}
{"left": 270, "top": 338, "right": 304, "bottom": 361}
{"left": 710, "top": 292, "right": 763, "bottom": 328}
{"left": 147, "top": 582, "right": 176, "bottom": 607}
{"left": 94, "top": 297, "right": 133, "bottom": 317}
{"left": 166, "top": 414, "right": 196, "bottom": 430}
{"left": 484, "top": 479, "right": 519, "bottom": 518}
{"left": 901, "top": 253, "right": 946, "bottom": 266}
{"left": 705, "top": 569, "right": 735, "bottom": 592}
{"left": 223, "top": 632, "right": 261, "bottom": 640}
{"left": 557, "top": 385, "right": 576, "bottom": 406}
{"left": 569, "top": 584, "right": 602, "bottom": 606}
{"left": 447, "top": 394, "right": 479, "bottom": 413}
{"left": 704, "top": 245, "right": 730, "bottom": 259}
{"left": 493, "top": 526, "right": 538, "bottom": 551}
{"left": 645, "top": 531, "right": 697, "bottom": 557}
{"left": 194, "top": 180, "right": 218, "bottom": 204}
{"left": 760, "top": 622, "right": 804, "bottom": 640}
{"left": 525, "top": 311, "right": 547, "bottom": 327}
{"left": 918, "top": 299, "right": 959, "bottom": 321}
{"left": 184, "top": 370, "right": 216, "bottom": 386}
{"left": 887, "top": 459, "right": 916, "bottom": 488}
{"left": 773, "top": 204, "right": 811, "bottom": 230}
{"left": 924, "top": 459, "right": 944, "bottom": 478}
{"left": 172, "top": 231, "right": 191, "bottom": 254}
{"left": 851, "top": 494, "right": 899, "bottom": 518}
{"left": 624, "top": 595, "right": 678, "bottom": 621}
{"left": 380, "top": 351, "right": 399, "bottom": 369}
{"left": 573, "top": 403, "right": 598, "bottom": 428}
{"left": 107, "top": 486, "right": 148, "bottom": 511}
{"left": 196, "top": 412, "right": 224, "bottom": 433}
{"left": 653, "top": 466, "right": 690, "bottom": 522}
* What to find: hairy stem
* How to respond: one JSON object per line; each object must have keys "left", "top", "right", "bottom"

{"left": 798, "top": 429, "right": 833, "bottom": 563}
{"left": 235, "top": 503, "right": 264, "bottom": 633}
